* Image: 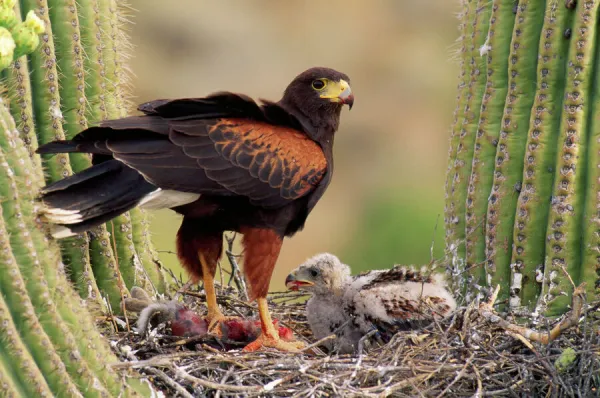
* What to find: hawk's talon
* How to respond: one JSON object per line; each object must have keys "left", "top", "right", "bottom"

{"left": 206, "top": 313, "right": 243, "bottom": 338}
{"left": 242, "top": 332, "right": 305, "bottom": 352}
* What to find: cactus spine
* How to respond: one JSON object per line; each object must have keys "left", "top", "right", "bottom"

{"left": 446, "top": 0, "right": 600, "bottom": 314}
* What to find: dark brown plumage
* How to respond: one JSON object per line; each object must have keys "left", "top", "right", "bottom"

{"left": 36, "top": 67, "right": 353, "bottom": 352}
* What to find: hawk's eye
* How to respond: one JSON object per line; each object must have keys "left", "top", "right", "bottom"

{"left": 309, "top": 268, "right": 320, "bottom": 277}
{"left": 312, "top": 79, "right": 326, "bottom": 90}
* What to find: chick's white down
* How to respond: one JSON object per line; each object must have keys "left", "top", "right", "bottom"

{"left": 287, "top": 253, "right": 457, "bottom": 354}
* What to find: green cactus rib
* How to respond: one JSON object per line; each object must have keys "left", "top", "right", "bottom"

{"left": 0, "top": 291, "right": 54, "bottom": 397}
{"left": 109, "top": 213, "right": 150, "bottom": 291}
{"left": 98, "top": 0, "right": 157, "bottom": 294}
{"left": 77, "top": 0, "right": 158, "bottom": 295}
{"left": 77, "top": 0, "right": 108, "bottom": 121}
{"left": 543, "top": 0, "right": 600, "bottom": 316}
{"left": 130, "top": 207, "right": 168, "bottom": 293}
{"left": 2, "top": 92, "right": 145, "bottom": 395}
{"left": 447, "top": 0, "right": 492, "bottom": 299}
{"left": 21, "top": 0, "right": 130, "bottom": 311}
{"left": 0, "top": 199, "right": 79, "bottom": 397}
{"left": 1, "top": 89, "right": 131, "bottom": 395}
{"left": 0, "top": 349, "right": 25, "bottom": 398}
{"left": 2, "top": 96, "right": 145, "bottom": 396}
{"left": 483, "top": 0, "right": 546, "bottom": 307}
{"left": 2, "top": 0, "right": 40, "bottom": 173}
{"left": 582, "top": 3, "right": 600, "bottom": 301}
{"left": 19, "top": 0, "right": 71, "bottom": 182}
{"left": 47, "top": 0, "right": 89, "bottom": 168}
{"left": 0, "top": 100, "right": 118, "bottom": 396}
{"left": 2, "top": 55, "right": 41, "bottom": 171}
{"left": 18, "top": 0, "right": 102, "bottom": 306}
{"left": 445, "top": 0, "right": 477, "bottom": 289}
{"left": 510, "top": 4, "right": 574, "bottom": 310}
{"left": 465, "top": 0, "right": 516, "bottom": 293}
{"left": 46, "top": 0, "right": 118, "bottom": 307}
{"left": 86, "top": 225, "right": 129, "bottom": 311}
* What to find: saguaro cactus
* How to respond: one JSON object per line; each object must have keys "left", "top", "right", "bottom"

{"left": 445, "top": 0, "right": 600, "bottom": 316}
{"left": 1, "top": 0, "right": 170, "bottom": 314}
{"left": 0, "top": 1, "right": 160, "bottom": 395}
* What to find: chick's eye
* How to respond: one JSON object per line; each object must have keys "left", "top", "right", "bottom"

{"left": 309, "top": 268, "right": 319, "bottom": 277}
{"left": 312, "top": 79, "right": 326, "bottom": 90}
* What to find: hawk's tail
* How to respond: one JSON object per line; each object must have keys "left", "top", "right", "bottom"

{"left": 39, "top": 159, "right": 156, "bottom": 238}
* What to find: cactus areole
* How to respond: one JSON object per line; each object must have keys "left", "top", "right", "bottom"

{"left": 445, "top": 0, "right": 600, "bottom": 316}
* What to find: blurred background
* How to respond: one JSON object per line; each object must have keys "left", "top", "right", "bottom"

{"left": 127, "top": 0, "right": 461, "bottom": 290}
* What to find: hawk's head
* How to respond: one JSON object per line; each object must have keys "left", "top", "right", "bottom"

{"left": 285, "top": 253, "right": 351, "bottom": 296}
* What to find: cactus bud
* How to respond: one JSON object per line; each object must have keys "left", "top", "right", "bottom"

{"left": 0, "top": 26, "right": 14, "bottom": 69}
{"left": 0, "top": 0, "right": 18, "bottom": 30}
{"left": 11, "top": 10, "right": 44, "bottom": 58}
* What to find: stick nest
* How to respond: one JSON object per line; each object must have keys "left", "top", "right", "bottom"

{"left": 105, "top": 280, "right": 600, "bottom": 398}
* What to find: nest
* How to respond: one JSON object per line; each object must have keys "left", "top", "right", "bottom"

{"left": 106, "top": 277, "right": 600, "bottom": 398}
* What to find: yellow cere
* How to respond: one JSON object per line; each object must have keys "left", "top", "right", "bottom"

{"left": 318, "top": 79, "right": 351, "bottom": 102}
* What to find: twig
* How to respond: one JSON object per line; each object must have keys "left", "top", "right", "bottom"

{"left": 170, "top": 365, "right": 262, "bottom": 392}
{"left": 110, "top": 352, "right": 200, "bottom": 369}
{"left": 144, "top": 367, "right": 194, "bottom": 398}
{"left": 482, "top": 380, "right": 525, "bottom": 397}
{"left": 429, "top": 213, "right": 440, "bottom": 266}
{"left": 301, "top": 334, "right": 337, "bottom": 353}
{"left": 473, "top": 365, "right": 483, "bottom": 397}
{"left": 434, "top": 354, "right": 474, "bottom": 398}
{"left": 350, "top": 330, "right": 378, "bottom": 380}
{"left": 225, "top": 233, "right": 248, "bottom": 300}
{"left": 478, "top": 284, "right": 586, "bottom": 344}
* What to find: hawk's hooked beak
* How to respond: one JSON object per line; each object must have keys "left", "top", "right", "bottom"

{"left": 285, "top": 272, "right": 314, "bottom": 291}
{"left": 320, "top": 79, "right": 354, "bottom": 110}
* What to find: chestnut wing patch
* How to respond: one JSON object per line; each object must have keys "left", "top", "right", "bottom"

{"left": 208, "top": 119, "right": 327, "bottom": 201}
{"left": 110, "top": 117, "right": 327, "bottom": 208}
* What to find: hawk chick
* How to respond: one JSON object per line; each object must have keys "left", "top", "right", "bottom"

{"left": 286, "top": 253, "right": 457, "bottom": 354}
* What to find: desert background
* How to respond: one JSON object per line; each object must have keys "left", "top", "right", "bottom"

{"left": 126, "top": 0, "right": 461, "bottom": 290}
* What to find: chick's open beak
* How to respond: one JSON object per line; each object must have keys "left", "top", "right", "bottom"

{"left": 285, "top": 272, "right": 314, "bottom": 291}
{"left": 320, "top": 79, "right": 354, "bottom": 110}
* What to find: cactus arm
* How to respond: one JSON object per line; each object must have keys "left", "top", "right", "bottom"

{"left": 510, "top": 4, "right": 574, "bottom": 310}
{"left": 484, "top": 0, "right": 546, "bottom": 307}
{"left": 2, "top": 95, "right": 139, "bottom": 395}
{"left": 543, "top": 0, "right": 600, "bottom": 315}
{"left": 465, "top": 0, "right": 516, "bottom": 297}
{"left": 0, "top": 1, "right": 155, "bottom": 394}
{"left": 582, "top": 4, "right": 600, "bottom": 302}
{"left": 1, "top": 89, "right": 135, "bottom": 394}
{"left": 0, "top": 119, "right": 102, "bottom": 396}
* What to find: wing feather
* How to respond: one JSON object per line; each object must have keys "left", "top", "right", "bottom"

{"left": 343, "top": 269, "right": 457, "bottom": 341}
{"left": 57, "top": 94, "right": 328, "bottom": 208}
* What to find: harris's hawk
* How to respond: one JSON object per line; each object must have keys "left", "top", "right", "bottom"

{"left": 286, "top": 254, "right": 457, "bottom": 353}
{"left": 36, "top": 67, "right": 353, "bottom": 352}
